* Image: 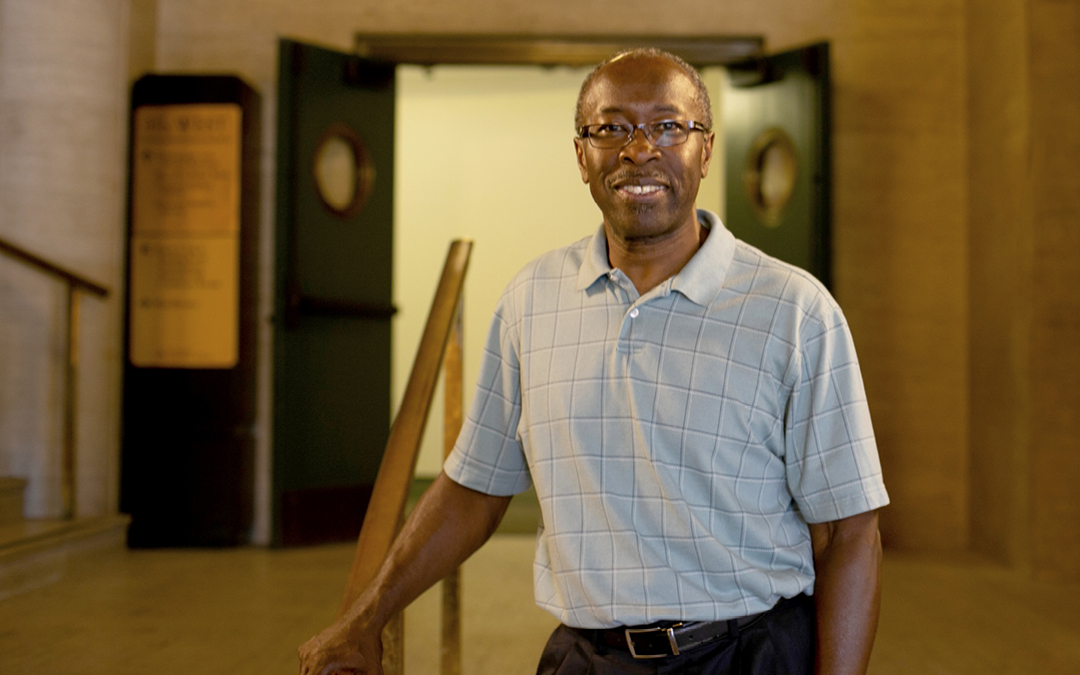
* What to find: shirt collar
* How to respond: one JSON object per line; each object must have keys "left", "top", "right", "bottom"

{"left": 576, "top": 224, "right": 613, "bottom": 291}
{"left": 575, "top": 209, "right": 737, "bottom": 306}
{"left": 671, "top": 209, "right": 736, "bottom": 306}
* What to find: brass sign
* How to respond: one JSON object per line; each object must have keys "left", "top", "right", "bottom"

{"left": 129, "top": 103, "right": 242, "bottom": 368}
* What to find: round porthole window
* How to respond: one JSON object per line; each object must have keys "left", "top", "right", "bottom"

{"left": 743, "top": 127, "right": 798, "bottom": 227}
{"left": 312, "top": 123, "right": 374, "bottom": 219}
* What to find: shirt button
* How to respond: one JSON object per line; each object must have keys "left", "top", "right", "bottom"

{"left": 629, "top": 308, "right": 639, "bottom": 318}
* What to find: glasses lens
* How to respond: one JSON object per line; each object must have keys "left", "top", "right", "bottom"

{"left": 585, "top": 125, "right": 630, "bottom": 148}
{"left": 648, "top": 121, "right": 689, "bottom": 147}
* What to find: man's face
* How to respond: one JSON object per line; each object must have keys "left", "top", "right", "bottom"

{"left": 574, "top": 56, "right": 714, "bottom": 242}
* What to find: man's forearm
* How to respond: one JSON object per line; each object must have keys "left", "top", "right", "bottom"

{"left": 299, "top": 471, "right": 512, "bottom": 675}
{"left": 346, "top": 471, "right": 512, "bottom": 632}
{"left": 809, "top": 510, "right": 882, "bottom": 675}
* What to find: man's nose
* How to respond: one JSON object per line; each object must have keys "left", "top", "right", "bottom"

{"left": 620, "top": 127, "right": 661, "bottom": 161}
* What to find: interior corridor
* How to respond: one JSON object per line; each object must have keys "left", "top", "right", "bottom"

{"left": 2, "top": 534, "right": 1079, "bottom": 675}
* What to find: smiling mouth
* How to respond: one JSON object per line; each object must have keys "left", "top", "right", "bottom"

{"left": 620, "top": 184, "right": 665, "bottom": 195}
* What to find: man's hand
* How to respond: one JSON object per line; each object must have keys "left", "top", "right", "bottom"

{"left": 298, "top": 613, "right": 383, "bottom": 675}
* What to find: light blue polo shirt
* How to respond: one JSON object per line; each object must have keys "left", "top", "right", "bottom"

{"left": 444, "top": 210, "right": 889, "bottom": 629}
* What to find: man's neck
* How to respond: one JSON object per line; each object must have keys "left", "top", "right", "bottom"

{"left": 605, "top": 216, "right": 708, "bottom": 295}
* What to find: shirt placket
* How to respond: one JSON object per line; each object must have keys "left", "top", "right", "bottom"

{"left": 607, "top": 271, "right": 672, "bottom": 355}
{"left": 607, "top": 270, "right": 643, "bottom": 354}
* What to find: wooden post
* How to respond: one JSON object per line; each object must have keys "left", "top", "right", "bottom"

{"left": 382, "top": 611, "right": 405, "bottom": 675}
{"left": 61, "top": 286, "right": 81, "bottom": 519}
{"left": 441, "top": 299, "right": 464, "bottom": 675}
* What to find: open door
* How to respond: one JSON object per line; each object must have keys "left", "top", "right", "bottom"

{"left": 723, "top": 43, "right": 831, "bottom": 288}
{"left": 273, "top": 39, "right": 395, "bottom": 546}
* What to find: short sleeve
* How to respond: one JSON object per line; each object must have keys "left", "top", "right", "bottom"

{"left": 444, "top": 299, "right": 533, "bottom": 496}
{"left": 783, "top": 306, "right": 890, "bottom": 523}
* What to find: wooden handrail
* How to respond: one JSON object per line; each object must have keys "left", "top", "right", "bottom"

{"left": 338, "top": 240, "right": 473, "bottom": 617}
{"left": 0, "top": 235, "right": 110, "bottom": 520}
{"left": 0, "top": 236, "right": 109, "bottom": 297}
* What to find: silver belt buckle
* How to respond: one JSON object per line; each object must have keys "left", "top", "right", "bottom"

{"left": 624, "top": 625, "right": 681, "bottom": 659}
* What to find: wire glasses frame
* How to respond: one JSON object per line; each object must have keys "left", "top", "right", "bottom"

{"left": 577, "top": 120, "right": 711, "bottom": 149}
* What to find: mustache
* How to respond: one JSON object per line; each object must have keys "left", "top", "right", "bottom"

{"left": 606, "top": 170, "right": 670, "bottom": 186}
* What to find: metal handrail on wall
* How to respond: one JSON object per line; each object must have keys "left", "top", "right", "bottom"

{"left": 0, "top": 236, "right": 110, "bottom": 520}
{"left": 338, "top": 239, "right": 472, "bottom": 675}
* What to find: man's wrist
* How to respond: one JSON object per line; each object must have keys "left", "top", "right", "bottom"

{"left": 342, "top": 581, "right": 395, "bottom": 645}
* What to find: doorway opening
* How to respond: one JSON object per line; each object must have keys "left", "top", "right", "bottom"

{"left": 393, "top": 62, "right": 731, "bottom": 476}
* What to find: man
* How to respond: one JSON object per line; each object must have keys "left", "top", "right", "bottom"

{"left": 300, "top": 48, "right": 888, "bottom": 675}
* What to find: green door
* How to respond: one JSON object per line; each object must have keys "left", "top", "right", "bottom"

{"left": 724, "top": 43, "right": 831, "bottom": 288}
{"left": 273, "top": 39, "right": 395, "bottom": 546}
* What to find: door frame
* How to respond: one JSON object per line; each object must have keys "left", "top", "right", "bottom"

{"left": 353, "top": 34, "right": 764, "bottom": 67}
{"left": 346, "top": 36, "right": 829, "bottom": 289}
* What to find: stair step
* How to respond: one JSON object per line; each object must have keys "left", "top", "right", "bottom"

{"left": 0, "top": 515, "right": 130, "bottom": 600}
{"left": 0, "top": 477, "right": 27, "bottom": 526}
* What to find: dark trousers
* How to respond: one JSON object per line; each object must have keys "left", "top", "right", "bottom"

{"left": 536, "top": 594, "right": 816, "bottom": 675}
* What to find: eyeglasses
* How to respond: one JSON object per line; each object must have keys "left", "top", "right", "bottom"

{"left": 577, "top": 120, "right": 710, "bottom": 149}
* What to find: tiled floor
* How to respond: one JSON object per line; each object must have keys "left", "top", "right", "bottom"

{"left": 2, "top": 536, "right": 1079, "bottom": 675}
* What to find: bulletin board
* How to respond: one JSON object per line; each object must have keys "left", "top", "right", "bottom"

{"left": 128, "top": 103, "right": 242, "bottom": 368}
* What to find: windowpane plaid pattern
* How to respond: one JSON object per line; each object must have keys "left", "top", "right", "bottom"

{"left": 445, "top": 211, "right": 889, "bottom": 629}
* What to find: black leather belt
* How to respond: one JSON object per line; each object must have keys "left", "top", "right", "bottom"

{"left": 575, "top": 611, "right": 766, "bottom": 659}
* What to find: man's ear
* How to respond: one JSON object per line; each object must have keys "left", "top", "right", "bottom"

{"left": 699, "top": 131, "right": 715, "bottom": 178}
{"left": 574, "top": 138, "right": 590, "bottom": 184}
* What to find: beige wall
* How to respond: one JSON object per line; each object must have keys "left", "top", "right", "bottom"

{"left": 826, "top": 3, "right": 970, "bottom": 552}
{"left": 968, "top": 0, "right": 1033, "bottom": 571}
{"left": 1027, "top": 0, "right": 1080, "bottom": 582}
{"left": 393, "top": 64, "right": 605, "bottom": 478}
{"left": 968, "top": 0, "right": 1080, "bottom": 582}
{"left": 0, "top": 0, "right": 130, "bottom": 518}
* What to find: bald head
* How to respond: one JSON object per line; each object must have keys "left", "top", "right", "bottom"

{"left": 574, "top": 48, "right": 712, "bottom": 131}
